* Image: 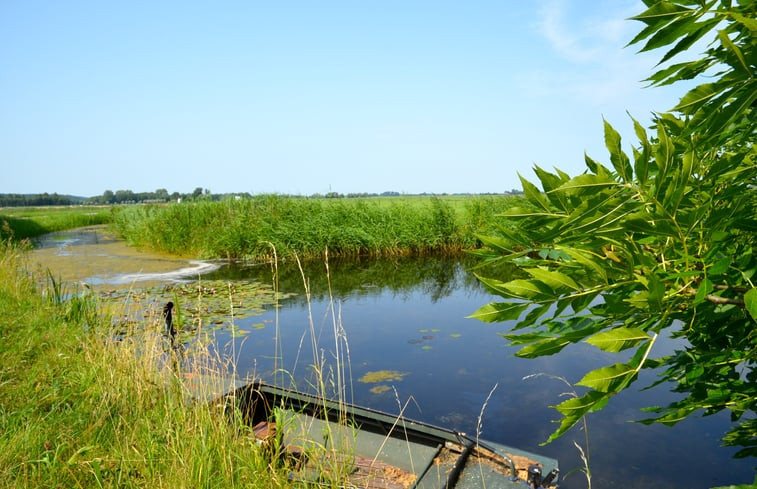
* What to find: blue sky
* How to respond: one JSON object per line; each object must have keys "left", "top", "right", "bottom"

{"left": 1, "top": 1, "right": 688, "bottom": 197}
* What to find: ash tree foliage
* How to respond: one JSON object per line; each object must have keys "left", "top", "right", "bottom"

{"left": 472, "top": 0, "right": 757, "bottom": 460}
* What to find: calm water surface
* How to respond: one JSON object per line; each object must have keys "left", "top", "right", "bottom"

{"left": 31, "top": 229, "right": 755, "bottom": 488}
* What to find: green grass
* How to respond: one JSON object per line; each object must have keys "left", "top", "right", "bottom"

{"left": 110, "top": 194, "right": 524, "bottom": 260}
{"left": 0, "top": 206, "right": 112, "bottom": 241}
{"left": 0, "top": 240, "right": 295, "bottom": 488}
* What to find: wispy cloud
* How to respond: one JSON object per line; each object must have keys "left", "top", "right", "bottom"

{"left": 535, "top": 0, "right": 639, "bottom": 64}
{"left": 526, "top": 0, "right": 669, "bottom": 107}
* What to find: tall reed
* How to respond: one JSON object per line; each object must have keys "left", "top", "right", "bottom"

{"left": 111, "top": 194, "right": 525, "bottom": 261}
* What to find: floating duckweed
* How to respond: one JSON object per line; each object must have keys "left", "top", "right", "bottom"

{"left": 358, "top": 370, "right": 408, "bottom": 383}
{"left": 370, "top": 385, "right": 391, "bottom": 394}
{"left": 422, "top": 345, "right": 432, "bottom": 351}
{"left": 98, "top": 279, "right": 283, "bottom": 339}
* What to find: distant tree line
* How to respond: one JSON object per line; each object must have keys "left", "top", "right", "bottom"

{"left": 85, "top": 188, "right": 220, "bottom": 205}
{"left": 1, "top": 188, "right": 523, "bottom": 207}
{"left": 0, "top": 193, "right": 86, "bottom": 207}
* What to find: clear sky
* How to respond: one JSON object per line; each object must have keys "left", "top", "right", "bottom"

{"left": 1, "top": 1, "right": 688, "bottom": 197}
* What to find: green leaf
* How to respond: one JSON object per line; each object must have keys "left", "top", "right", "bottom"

{"left": 730, "top": 12, "right": 757, "bottom": 33}
{"left": 476, "top": 234, "right": 519, "bottom": 254}
{"left": 585, "top": 328, "right": 651, "bottom": 352}
{"left": 604, "top": 120, "right": 632, "bottom": 182}
{"left": 709, "top": 256, "right": 731, "bottom": 275}
{"left": 544, "top": 390, "right": 611, "bottom": 444}
{"left": 745, "top": 288, "right": 757, "bottom": 321}
{"left": 673, "top": 82, "right": 720, "bottom": 113}
{"left": 576, "top": 362, "right": 639, "bottom": 392}
{"left": 693, "top": 277, "right": 714, "bottom": 305}
{"left": 631, "top": 116, "right": 651, "bottom": 183}
{"left": 534, "top": 165, "right": 569, "bottom": 210}
{"left": 514, "top": 336, "right": 573, "bottom": 358}
{"left": 640, "top": 12, "right": 698, "bottom": 55}
{"left": 717, "top": 29, "right": 750, "bottom": 76}
{"left": 514, "top": 303, "right": 552, "bottom": 330}
{"left": 705, "top": 85, "right": 757, "bottom": 139}
{"left": 555, "top": 173, "right": 618, "bottom": 195}
{"left": 557, "top": 246, "right": 608, "bottom": 282}
{"left": 525, "top": 267, "right": 580, "bottom": 292}
{"left": 468, "top": 302, "right": 529, "bottom": 323}
{"left": 519, "top": 173, "right": 551, "bottom": 212}
{"left": 503, "top": 279, "right": 553, "bottom": 300}
{"left": 512, "top": 320, "right": 603, "bottom": 358}
{"left": 629, "top": 2, "right": 689, "bottom": 28}
{"left": 658, "top": 19, "right": 719, "bottom": 65}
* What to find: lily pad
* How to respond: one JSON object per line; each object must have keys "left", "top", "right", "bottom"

{"left": 450, "top": 333, "right": 462, "bottom": 338}
{"left": 422, "top": 345, "right": 432, "bottom": 351}
{"left": 98, "top": 279, "right": 282, "bottom": 340}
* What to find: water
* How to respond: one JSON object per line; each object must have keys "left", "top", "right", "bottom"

{"left": 30, "top": 229, "right": 755, "bottom": 488}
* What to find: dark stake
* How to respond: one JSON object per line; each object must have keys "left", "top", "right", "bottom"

{"left": 163, "top": 301, "right": 176, "bottom": 344}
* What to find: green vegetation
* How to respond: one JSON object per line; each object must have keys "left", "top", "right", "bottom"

{"left": 0, "top": 206, "right": 112, "bottom": 241}
{"left": 110, "top": 194, "right": 524, "bottom": 260}
{"left": 0, "top": 193, "right": 87, "bottom": 207}
{"left": 0, "top": 240, "right": 300, "bottom": 488}
{"left": 472, "top": 0, "right": 757, "bottom": 477}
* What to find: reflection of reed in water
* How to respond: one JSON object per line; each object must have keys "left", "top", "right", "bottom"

{"left": 203, "top": 255, "right": 514, "bottom": 305}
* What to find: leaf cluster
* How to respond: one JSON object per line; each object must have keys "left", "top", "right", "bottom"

{"left": 630, "top": 0, "right": 756, "bottom": 147}
{"left": 472, "top": 0, "right": 757, "bottom": 460}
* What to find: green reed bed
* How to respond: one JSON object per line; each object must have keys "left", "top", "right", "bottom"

{"left": 0, "top": 206, "right": 112, "bottom": 241}
{"left": 111, "top": 194, "right": 524, "bottom": 261}
{"left": 0, "top": 240, "right": 292, "bottom": 488}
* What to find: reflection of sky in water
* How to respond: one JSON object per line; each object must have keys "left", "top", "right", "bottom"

{"left": 207, "top": 262, "right": 752, "bottom": 489}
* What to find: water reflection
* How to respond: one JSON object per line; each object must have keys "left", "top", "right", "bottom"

{"left": 204, "top": 256, "right": 752, "bottom": 489}
{"left": 28, "top": 231, "right": 754, "bottom": 488}
{"left": 201, "top": 254, "right": 504, "bottom": 305}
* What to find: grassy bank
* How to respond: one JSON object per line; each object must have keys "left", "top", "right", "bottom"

{"left": 0, "top": 241, "right": 291, "bottom": 488}
{"left": 0, "top": 206, "right": 112, "bottom": 241}
{"left": 111, "top": 194, "right": 523, "bottom": 260}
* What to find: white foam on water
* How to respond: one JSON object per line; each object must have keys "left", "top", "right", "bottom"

{"left": 106, "top": 260, "right": 221, "bottom": 285}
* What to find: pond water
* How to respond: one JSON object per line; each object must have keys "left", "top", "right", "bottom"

{"left": 30, "top": 228, "right": 754, "bottom": 488}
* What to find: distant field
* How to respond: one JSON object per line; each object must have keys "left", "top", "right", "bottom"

{"left": 0, "top": 205, "right": 112, "bottom": 240}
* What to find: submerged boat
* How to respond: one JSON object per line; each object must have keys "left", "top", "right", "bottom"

{"left": 228, "top": 381, "right": 560, "bottom": 488}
